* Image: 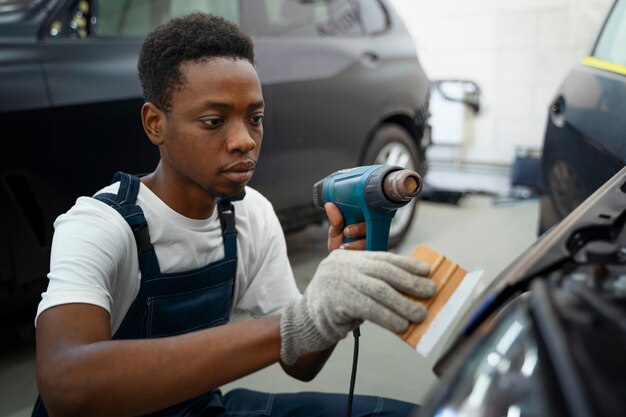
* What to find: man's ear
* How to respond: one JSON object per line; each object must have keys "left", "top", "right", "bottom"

{"left": 141, "top": 102, "right": 166, "bottom": 145}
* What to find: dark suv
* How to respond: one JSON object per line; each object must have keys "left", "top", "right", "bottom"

{"left": 0, "top": 0, "right": 431, "bottom": 316}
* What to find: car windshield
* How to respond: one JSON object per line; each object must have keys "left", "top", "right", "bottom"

{"left": 594, "top": 0, "right": 626, "bottom": 66}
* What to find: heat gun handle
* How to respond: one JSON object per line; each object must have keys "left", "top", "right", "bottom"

{"left": 342, "top": 215, "right": 393, "bottom": 251}
{"left": 365, "top": 217, "right": 393, "bottom": 251}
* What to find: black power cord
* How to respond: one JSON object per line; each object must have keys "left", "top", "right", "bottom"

{"left": 346, "top": 327, "right": 361, "bottom": 417}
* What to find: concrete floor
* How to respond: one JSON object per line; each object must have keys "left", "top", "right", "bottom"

{"left": 0, "top": 168, "right": 540, "bottom": 416}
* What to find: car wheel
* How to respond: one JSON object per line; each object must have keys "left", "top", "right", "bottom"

{"left": 363, "top": 123, "right": 421, "bottom": 248}
{"left": 547, "top": 158, "right": 588, "bottom": 219}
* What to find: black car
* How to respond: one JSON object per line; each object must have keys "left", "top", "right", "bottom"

{"left": 0, "top": 0, "right": 430, "bottom": 316}
{"left": 418, "top": 166, "right": 626, "bottom": 417}
{"left": 539, "top": 0, "right": 626, "bottom": 234}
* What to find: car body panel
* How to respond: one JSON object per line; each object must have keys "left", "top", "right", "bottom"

{"left": 40, "top": 38, "right": 143, "bottom": 106}
{"left": 0, "top": 43, "right": 49, "bottom": 112}
{"left": 557, "top": 64, "right": 626, "bottom": 162}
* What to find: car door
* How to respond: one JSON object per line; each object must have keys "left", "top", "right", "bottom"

{"left": 37, "top": 0, "right": 156, "bottom": 199}
{"left": 241, "top": 0, "right": 398, "bottom": 212}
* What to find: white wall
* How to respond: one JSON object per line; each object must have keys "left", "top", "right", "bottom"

{"left": 390, "top": 0, "right": 614, "bottom": 166}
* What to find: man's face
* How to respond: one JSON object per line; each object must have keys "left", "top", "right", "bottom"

{"left": 159, "top": 57, "right": 264, "bottom": 198}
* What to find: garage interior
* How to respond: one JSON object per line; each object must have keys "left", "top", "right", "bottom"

{"left": 0, "top": 0, "right": 621, "bottom": 416}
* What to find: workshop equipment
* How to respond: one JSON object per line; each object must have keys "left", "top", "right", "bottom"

{"left": 313, "top": 165, "right": 423, "bottom": 251}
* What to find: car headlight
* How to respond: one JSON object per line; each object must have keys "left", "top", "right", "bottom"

{"left": 419, "top": 293, "right": 565, "bottom": 417}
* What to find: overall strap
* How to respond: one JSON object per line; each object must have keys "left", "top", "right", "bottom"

{"left": 93, "top": 171, "right": 161, "bottom": 278}
{"left": 218, "top": 190, "right": 245, "bottom": 259}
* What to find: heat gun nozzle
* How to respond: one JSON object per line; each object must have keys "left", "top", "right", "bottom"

{"left": 383, "top": 169, "right": 423, "bottom": 202}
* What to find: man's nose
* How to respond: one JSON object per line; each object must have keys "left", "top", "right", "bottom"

{"left": 227, "top": 122, "right": 257, "bottom": 153}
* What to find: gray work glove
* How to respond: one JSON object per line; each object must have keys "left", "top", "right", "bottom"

{"left": 280, "top": 249, "right": 435, "bottom": 365}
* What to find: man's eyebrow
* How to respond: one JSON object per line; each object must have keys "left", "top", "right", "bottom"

{"left": 248, "top": 100, "right": 265, "bottom": 110}
{"left": 203, "top": 102, "right": 233, "bottom": 110}
{"left": 196, "top": 100, "right": 264, "bottom": 112}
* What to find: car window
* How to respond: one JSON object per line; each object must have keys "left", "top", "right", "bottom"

{"left": 242, "top": 0, "right": 362, "bottom": 37}
{"left": 45, "top": 0, "right": 240, "bottom": 38}
{"left": 95, "top": 0, "right": 240, "bottom": 37}
{"left": 594, "top": 0, "right": 626, "bottom": 66}
{"left": 356, "top": 0, "right": 388, "bottom": 34}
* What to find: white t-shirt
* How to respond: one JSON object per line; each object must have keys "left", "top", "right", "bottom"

{"left": 36, "top": 182, "right": 301, "bottom": 334}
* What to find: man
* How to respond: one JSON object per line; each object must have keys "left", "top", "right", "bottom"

{"left": 33, "top": 13, "right": 435, "bottom": 417}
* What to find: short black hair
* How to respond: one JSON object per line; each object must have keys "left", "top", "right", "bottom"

{"left": 138, "top": 12, "right": 255, "bottom": 113}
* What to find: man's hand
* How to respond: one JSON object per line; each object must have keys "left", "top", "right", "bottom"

{"left": 325, "top": 203, "right": 366, "bottom": 251}
{"left": 280, "top": 250, "right": 435, "bottom": 365}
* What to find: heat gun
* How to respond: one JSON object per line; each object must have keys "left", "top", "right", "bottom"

{"left": 313, "top": 165, "right": 423, "bottom": 251}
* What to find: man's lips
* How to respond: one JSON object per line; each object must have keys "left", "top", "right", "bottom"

{"left": 222, "top": 161, "right": 256, "bottom": 183}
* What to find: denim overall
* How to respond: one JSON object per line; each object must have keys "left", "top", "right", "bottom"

{"left": 32, "top": 171, "right": 241, "bottom": 416}
{"left": 32, "top": 172, "right": 418, "bottom": 416}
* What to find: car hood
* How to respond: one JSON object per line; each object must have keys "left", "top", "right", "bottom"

{"left": 436, "top": 164, "right": 626, "bottom": 373}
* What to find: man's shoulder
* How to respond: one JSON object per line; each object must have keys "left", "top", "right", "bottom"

{"left": 56, "top": 182, "right": 129, "bottom": 232}
{"left": 91, "top": 182, "right": 121, "bottom": 199}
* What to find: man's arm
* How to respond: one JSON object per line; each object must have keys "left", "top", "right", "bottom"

{"left": 36, "top": 303, "right": 283, "bottom": 417}
{"left": 278, "top": 344, "right": 335, "bottom": 381}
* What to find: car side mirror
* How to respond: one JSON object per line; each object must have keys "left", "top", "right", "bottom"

{"left": 431, "top": 79, "right": 481, "bottom": 114}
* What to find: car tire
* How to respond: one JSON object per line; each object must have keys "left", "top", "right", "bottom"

{"left": 362, "top": 123, "right": 422, "bottom": 248}
{"left": 546, "top": 157, "right": 588, "bottom": 219}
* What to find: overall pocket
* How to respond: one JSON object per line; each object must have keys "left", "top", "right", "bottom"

{"left": 146, "top": 281, "right": 232, "bottom": 338}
